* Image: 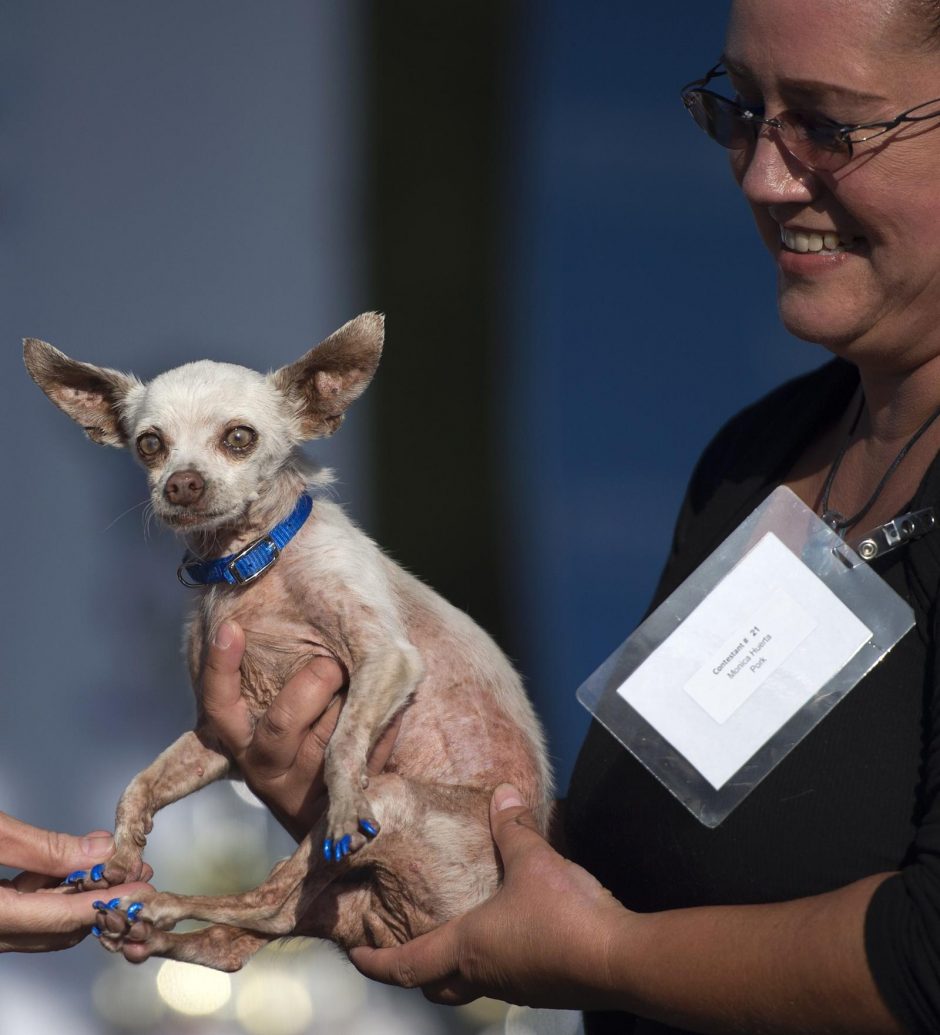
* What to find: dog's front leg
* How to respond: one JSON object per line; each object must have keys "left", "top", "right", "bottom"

{"left": 322, "top": 641, "right": 423, "bottom": 859}
{"left": 100, "top": 729, "right": 231, "bottom": 885}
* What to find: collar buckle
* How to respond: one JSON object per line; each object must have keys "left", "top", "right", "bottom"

{"left": 226, "top": 535, "right": 280, "bottom": 585}
{"left": 175, "top": 491, "right": 312, "bottom": 589}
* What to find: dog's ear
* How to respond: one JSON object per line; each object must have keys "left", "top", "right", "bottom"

{"left": 272, "top": 312, "right": 384, "bottom": 438}
{"left": 23, "top": 339, "right": 139, "bottom": 448}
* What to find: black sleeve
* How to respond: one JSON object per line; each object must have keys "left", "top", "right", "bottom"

{"left": 865, "top": 625, "right": 940, "bottom": 1035}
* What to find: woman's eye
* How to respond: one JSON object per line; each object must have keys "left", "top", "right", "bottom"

{"left": 793, "top": 111, "right": 845, "bottom": 148}
{"left": 223, "top": 426, "right": 256, "bottom": 450}
{"left": 137, "top": 433, "right": 163, "bottom": 457}
{"left": 734, "top": 92, "right": 763, "bottom": 112}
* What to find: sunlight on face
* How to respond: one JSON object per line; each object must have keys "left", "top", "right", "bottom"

{"left": 725, "top": 0, "right": 940, "bottom": 367}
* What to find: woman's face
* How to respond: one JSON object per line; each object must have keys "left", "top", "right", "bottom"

{"left": 725, "top": 0, "right": 940, "bottom": 369}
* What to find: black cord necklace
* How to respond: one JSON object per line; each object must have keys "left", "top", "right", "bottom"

{"left": 820, "top": 392, "right": 940, "bottom": 533}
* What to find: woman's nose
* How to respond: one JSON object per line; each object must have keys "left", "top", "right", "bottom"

{"left": 735, "top": 128, "right": 820, "bottom": 207}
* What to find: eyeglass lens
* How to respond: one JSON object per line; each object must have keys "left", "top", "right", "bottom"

{"left": 683, "top": 91, "right": 850, "bottom": 171}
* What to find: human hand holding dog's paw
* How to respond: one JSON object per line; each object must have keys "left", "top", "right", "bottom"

{"left": 0, "top": 812, "right": 150, "bottom": 953}
{"left": 201, "top": 621, "right": 402, "bottom": 841}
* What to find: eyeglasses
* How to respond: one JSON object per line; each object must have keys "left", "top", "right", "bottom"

{"left": 680, "top": 63, "right": 940, "bottom": 171}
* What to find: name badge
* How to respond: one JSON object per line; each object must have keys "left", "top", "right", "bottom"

{"left": 577, "top": 486, "right": 914, "bottom": 826}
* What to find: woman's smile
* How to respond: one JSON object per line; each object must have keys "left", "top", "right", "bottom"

{"left": 775, "top": 223, "right": 868, "bottom": 276}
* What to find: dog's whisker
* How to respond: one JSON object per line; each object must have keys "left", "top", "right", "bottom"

{"left": 102, "top": 498, "right": 150, "bottom": 533}
{"left": 141, "top": 502, "right": 157, "bottom": 543}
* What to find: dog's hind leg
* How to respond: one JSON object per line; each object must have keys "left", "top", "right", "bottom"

{"left": 95, "top": 814, "right": 333, "bottom": 952}
{"left": 94, "top": 775, "right": 497, "bottom": 968}
{"left": 116, "top": 922, "right": 275, "bottom": 971}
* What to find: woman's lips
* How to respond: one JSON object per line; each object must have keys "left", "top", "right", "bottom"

{"left": 777, "top": 226, "right": 867, "bottom": 274}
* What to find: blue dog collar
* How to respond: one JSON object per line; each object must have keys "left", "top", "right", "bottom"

{"left": 177, "top": 492, "right": 313, "bottom": 588}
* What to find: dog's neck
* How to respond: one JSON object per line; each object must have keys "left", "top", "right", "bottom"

{"left": 181, "top": 461, "right": 313, "bottom": 560}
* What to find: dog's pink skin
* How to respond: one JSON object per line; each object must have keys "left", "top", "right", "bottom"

{"left": 25, "top": 316, "right": 551, "bottom": 971}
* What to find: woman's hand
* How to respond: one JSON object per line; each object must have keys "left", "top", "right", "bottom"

{"left": 353, "top": 786, "right": 903, "bottom": 1032}
{"left": 349, "top": 784, "right": 632, "bottom": 1009}
{"left": 200, "top": 621, "right": 402, "bottom": 840}
{"left": 0, "top": 814, "right": 149, "bottom": 953}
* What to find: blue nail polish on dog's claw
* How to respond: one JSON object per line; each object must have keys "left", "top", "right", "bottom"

{"left": 66, "top": 870, "right": 87, "bottom": 884}
{"left": 90, "top": 864, "right": 105, "bottom": 882}
{"left": 359, "top": 819, "right": 378, "bottom": 838}
{"left": 322, "top": 838, "right": 333, "bottom": 861}
{"left": 91, "top": 926, "right": 102, "bottom": 938}
{"left": 126, "top": 902, "right": 144, "bottom": 922}
{"left": 340, "top": 834, "right": 351, "bottom": 858}
{"left": 93, "top": 900, "right": 106, "bottom": 910}
{"left": 332, "top": 841, "right": 342, "bottom": 862}
{"left": 107, "top": 898, "right": 121, "bottom": 910}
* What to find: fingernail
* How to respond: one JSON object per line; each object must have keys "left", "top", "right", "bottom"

{"left": 213, "top": 621, "right": 235, "bottom": 649}
{"left": 494, "top": 784, "right": 524, "bottom": 811}
{"left": 80, "top": 834, "right": 114, "bottom": 858}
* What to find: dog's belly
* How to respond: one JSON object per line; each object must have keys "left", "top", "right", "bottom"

{"left": 189, "top": 556, "right": 549, "bottom": 830}
{"left": 192, "top": 609, "right": 542, "bottom": 800}
{"left": 233, "top": 628, "right": 540, "bottom": 795}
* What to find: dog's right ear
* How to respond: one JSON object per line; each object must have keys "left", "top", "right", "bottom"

{"left": 272, "top": 312, "right": 384, "bottom": 439}
{"left": 23, "top": 339, "right": 139, "bottom": 447}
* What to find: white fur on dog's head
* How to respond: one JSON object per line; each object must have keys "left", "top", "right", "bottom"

{"left": 24, "top": 312, "right": 384, "bottom": 534}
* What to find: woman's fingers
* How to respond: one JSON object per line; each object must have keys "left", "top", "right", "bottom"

{"left": 487, "top": 784, "right": 547, "bottom": 869}
{"left": 0, "top": 814, "right": 114, "bottom": 878}
{"left": 199, "top": 622, "right": 252, "bottom": 754}
{"left": 367, "top": 710, "right": 404, "bottom": 776}
{"left": 0, "top": 881, "right": 151, "bottom": 953}
{"left": 249, "top": 655, "right": 346, "bottom": 776}
{"left": 350, "top": 920, "right": 462, "bottom": 991}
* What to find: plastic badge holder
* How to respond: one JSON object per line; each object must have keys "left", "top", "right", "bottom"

{"left": 576, "top": 486, "right": 914, "bottom": 827}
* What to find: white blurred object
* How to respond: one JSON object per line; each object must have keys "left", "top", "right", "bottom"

{"left": 156, "top": 959, "right": 232, "bottom": 1016}
{"left": 236, "top": 970, "right": 314, "bottom": 1035}
{"left": 505, "top": 1005, "right": 584, "bottom": 1035}
{"left": 230, "top": 778, "right": 267, "bottom": 809}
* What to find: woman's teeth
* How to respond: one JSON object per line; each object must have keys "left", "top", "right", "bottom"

{"left": 780, "top": 228, "right": 858, "bottom": 254}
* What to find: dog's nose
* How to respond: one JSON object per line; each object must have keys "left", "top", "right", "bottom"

{"left": 164, "top": 469, "right": 205, "bottom": 506}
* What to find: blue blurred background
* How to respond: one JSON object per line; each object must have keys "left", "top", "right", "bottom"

{"left": 1, "top": 2, "right": 820, "bottom": 1033}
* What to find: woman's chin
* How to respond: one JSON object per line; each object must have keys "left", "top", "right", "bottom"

{"left": 776, "top": 293, "right": 871, "bottom": 353}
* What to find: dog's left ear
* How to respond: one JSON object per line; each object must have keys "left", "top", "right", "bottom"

{"left": 23, "top": 339, "right": 139, "bottom": 447}
{"left": 272, "top": 312, "right": 384, "bottom": 438}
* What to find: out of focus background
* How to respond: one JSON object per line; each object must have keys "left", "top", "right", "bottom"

{"left": 1, "top": 2, "right": 819, "bottom": 1033}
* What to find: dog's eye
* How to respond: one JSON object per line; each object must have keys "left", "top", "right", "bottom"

{"left": 137, "top": 433, "right": 164, "bottom": 457}
{"left": 223, "top": 426, "right": 256, "bottom": 451}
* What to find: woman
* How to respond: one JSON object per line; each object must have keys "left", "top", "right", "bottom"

{"left": 203, "top": 0, "right": 940, "bottom": 1030}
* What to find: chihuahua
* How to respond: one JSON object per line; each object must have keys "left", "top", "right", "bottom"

{"left": 24, "top": 313, "right": 551, "bottom": 970}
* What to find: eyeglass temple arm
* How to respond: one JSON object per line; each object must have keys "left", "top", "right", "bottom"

{"left": 680, "top": 62, "right": 726, "bottom": 96}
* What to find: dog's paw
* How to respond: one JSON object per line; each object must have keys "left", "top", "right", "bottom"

{"left": 92, "top": 897, "right": 153, "bottom": 953}
{"left": 101, "top": 852, "right": 147, "bottom": 886}
{"left": 321, "top": 816, "right": 381, "bottom": 864}
{"left": 60, "top": 863, "right": 110, "bottom": 893}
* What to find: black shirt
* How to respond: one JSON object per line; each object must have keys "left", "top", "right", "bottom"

{"left": 566, "top": 359, "right": 940, "bottom": 1035}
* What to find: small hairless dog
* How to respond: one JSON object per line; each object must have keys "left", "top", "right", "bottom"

{"left": 24, "top": 313, "right": 551, "bottom": 971}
